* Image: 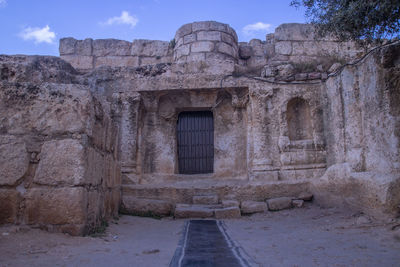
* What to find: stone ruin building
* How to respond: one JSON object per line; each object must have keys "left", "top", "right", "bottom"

{"left": 0, "top": 21, "right": 399, "bottom": 235}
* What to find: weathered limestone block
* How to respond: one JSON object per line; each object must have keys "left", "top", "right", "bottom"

{"left": 191, "top": 41, "right": 214, "bottom": 53}
{"left": 33, "top": 139, "right": 86, "bottom": 186}
{"left": 121, "top": 197, "right": 172, "bottom": 216}
{"left": 24, "top": 187, "right": 87, "bottom": 225}
{"left": 222, "top": 200, "right": 239, "bottom": 208}
{"left": 174, "top": 44, "right": 190, "bottom": 59}
{"left": 131, "top": 40, "right": 170, "bottom": 57}
{"left": 209, "top": 21, "right": 227, "bottom": 32}
{"left": 93, "top": 39, "right": 131, "bottom": 56}
{"left": 214, "top": 207, "right": 241, "bottom": 219}
{"left": 60, "top": 55, "right": 93, "bottom": 70}
{"left": 175, "top": 23, "right": 192, "bottom": 40}
{"left": 0, "top": 189, "right": 20, "bottom": 224}
{"left": 192, "top": 21, "right": 210, "bottom": 32}
{"left": 217, "top": 42, "right": 236, "bottom": 57}
{"left": 75, "top": 38, "right": 93, "bottom": 56}
{"left": 275, "top": 41, "right": 292, "bottom": 55}
{"left": 240, "top": 201, "right": 267, "bottom": 214}
{"left": 274, "top": 23, "right": 317, "bottom": 41}
{"left": 193, "top": 195, "right": 218, "bottom": 205}
{"left": 267, "top": 197, "right": 293, "bottom": 211}
{"left": 197, "top": 31, "right": 221, "bottom": 41}
{"left": 95, "top": 56, "right": 139, "bottom": 68}
{"left": 0, "top": 136, "right": 29, "bottom": 186}
{"left": 0, "top": 83, "right": 92, "bottom": 136}
{"left": 183, "top": 33, "right": 197, "bottom": 44}
{"left": 59, "top": 38, "right": 92, "bottom": 56}
{"left": 174, "top": 204, "right": 214, "bottom": 218}
{"left": 280, "top": 150, "right": 326, "bottom": 166}
{"left": 59, "top": 37, "right": 77, "bottom": 55}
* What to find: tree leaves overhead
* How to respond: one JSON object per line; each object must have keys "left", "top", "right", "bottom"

{"left": 291, "top": 0, "right": 400, "bottom": 41}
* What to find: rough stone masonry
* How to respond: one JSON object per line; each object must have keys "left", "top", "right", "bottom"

{"left": 0, "top": 21, "right": 399, "bottom": 235}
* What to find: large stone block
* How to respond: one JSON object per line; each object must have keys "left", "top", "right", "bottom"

{"left": 94, "top": 56, "right": 139, "bottom": 68}
{"left": 184, "top": 33, "right": 197, "bottom": 44}
{"left": 33, "top": 139, "right": 86, "bottom": 186}
{"left": 24, "top": 187, "right": 87, "bottom": 225}
{"left": 174, "top": 44, "right": 190, "bottom": 59}
{"left": 61, "top": 55, "right": 93, "bottom": 70}
{"left": 193, "top": 195, "right": 218, "bottom": 205}
{"left": 93, "top": 39, "right": 131, "bottom": 56}
{"left": 191, "top": 41, "right": 214, "bottom": 53}
{"left": 267, "top": 197, "right": 293, "bottom": 211}
{"left": 217, "top": 42, "right": 236, "bottom": 58}
{"left": 192, "top": 21, "right": 210, "bottom": 32}
{"left": 59, "top": 38, "right": 77, "bottom": 55}
{"left": 214, "top": 207, "right": 241, "bottom": 219}
{"left": 175, "top": 23, "right": 192, "bottom": 40}
{"left": 0, "top": 136, "right": 29, "bottom": 186}
{"left": 275, "top": 41, "right": 292, "bottom": 55}
{"left": 131, "top": 40, "right": 170, "bottom": 57}
{"left": 197, "top": 31, "right": 221, "bottom": 41}
{"left": 0, "top": 189, "right": 20, "bottom": 224}
{"left": 121, "top": 197, "right": 172, "bottom": 217}
{"left": 240, "top": 201, "right": 267, "bottom": 214}
{"left": 274, "top": 23, "right": 317, "bottom": 41}
{"left": 0, "top": 83, "right": 92, "bottom": 136}
{"left": 75, "top": 38, "right": 93, "bottom": 56}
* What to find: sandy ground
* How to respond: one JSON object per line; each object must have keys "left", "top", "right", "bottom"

{"left": 1, "top": 205, "right": 399, "bottom": 267}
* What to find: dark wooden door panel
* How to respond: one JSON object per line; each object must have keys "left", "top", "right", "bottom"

{"left": 177, "top": 111, "right": 214, "bottom": 174}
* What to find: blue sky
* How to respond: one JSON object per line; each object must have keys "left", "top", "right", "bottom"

{"left": 0, "top": 0, "right": 306, "bottom": 56}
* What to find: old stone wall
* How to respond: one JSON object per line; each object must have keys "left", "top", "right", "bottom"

{"left": 312, "top": 42, "right": 400, "bottom": 217}
{"left": 1, "top": 21, "right": 399, "bottom": 229}
{"left": 0, "top": 56, "right": 121, "bottom": 235}
{"left": 60, "top": 38, "right": 173, "bottom": 71}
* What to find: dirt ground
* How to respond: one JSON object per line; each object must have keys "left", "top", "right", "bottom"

{"left": 1, "top": 205, "right": 400, "bottom": 267}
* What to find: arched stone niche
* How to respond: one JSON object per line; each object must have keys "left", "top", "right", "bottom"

{"left": 287, "top": 97, "right": 313, "bottom": 141}
{"left": 278, "top": 95, "right": 326, "bottom": 173}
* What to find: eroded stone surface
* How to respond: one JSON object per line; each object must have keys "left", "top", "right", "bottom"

{"left": 121, "top": 197, "right": 173, "bottom": 217}
{"left": 240, "top": 201, "right": 267, "bottom": 214}
{"left": 33, "top": 139, "right": 86, "bottom": 186}
{"left": 214, "top": 207, "right": 241, "bottom": 219}
{"left": 267, "top": 197, "right": 293, "bottom": 211}
{"left": 0, "top": 136, "right": 29, "bottom": 186}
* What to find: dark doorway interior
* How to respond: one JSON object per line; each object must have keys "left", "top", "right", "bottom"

{"left": 177, "top": 111, "right": 214, "bottom": 174}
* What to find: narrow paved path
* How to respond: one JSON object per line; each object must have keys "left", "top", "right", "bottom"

{"left": 170, "top": 220, "right": 254, "bottom": 267}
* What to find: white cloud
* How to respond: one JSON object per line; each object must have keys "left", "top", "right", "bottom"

{"left": 242, "top": 22, "right": 273, "bottom": 35}
{"left": 102, "top": 11, "right": 138, "bottom": 28}
{"left": 0, "top": 0, "right": 7, "bottom": 7}
{"left": 19, "top": 25, "right": 56, "bottom": 44}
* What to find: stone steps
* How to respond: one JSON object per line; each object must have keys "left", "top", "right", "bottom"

{"left": 122, "top": 180, "right": 310, "bottom": 204}
{"left": 120, "top": 181, "right": 313, "bottom": 219}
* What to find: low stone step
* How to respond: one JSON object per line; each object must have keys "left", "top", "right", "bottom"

{"left": 174, "top": 204, "right": 216, "bottom": 219}
{"left": 240, "top": 201, "right": 268, "bottom": 214}
{"left": 193, "top": 195, "right": 219, "bottom": 205}
{"left": 121, "top": 197, "right": 173, "bottom": 217}
{"left": 214, "top": 207, "right": 241, "bottom": 219}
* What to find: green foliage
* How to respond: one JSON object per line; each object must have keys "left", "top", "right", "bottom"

{"left": 291, "top": 0, "right": 400, "bottom": 41}
{"left": 169, "top": 39, "right": 176, "bottom": 49}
